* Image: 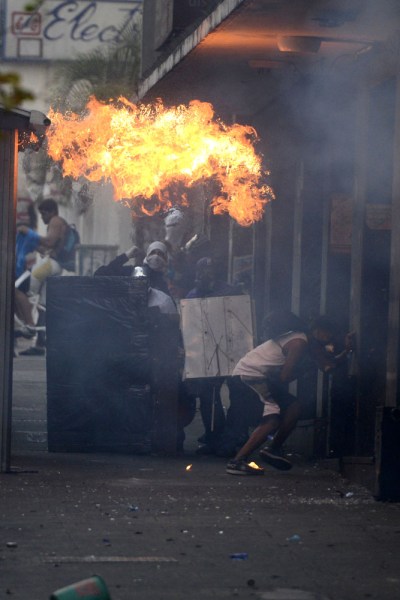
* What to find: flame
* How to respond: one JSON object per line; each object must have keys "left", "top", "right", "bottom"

{"left": 18, "top": 130, "right": 40, "bottom": 151}
{"left": 46, "top": 96, "right": 274, "bottom": 226}
{"left": 185, "top": 464, "right": 193, "bottom": 471}
{"left": 248, "top": 461, "right": 263, "bottom": 470}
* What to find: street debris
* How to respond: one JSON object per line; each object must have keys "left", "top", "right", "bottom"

{"left": 287, "top": 534, "right": 301, "bottom": 542}
{"left": 50, "top": 575, "right": 111, "bottom": 600}
{"left": 230, "top": 552, "right": 249, "bottom": 560}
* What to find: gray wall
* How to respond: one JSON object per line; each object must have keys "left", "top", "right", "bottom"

{"left": 142, "top": 0, "right": 174, "bottom": 75}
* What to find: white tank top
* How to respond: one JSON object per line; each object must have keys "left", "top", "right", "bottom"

{"left": 233, "top": 331, "right": 308, "bottom": 378}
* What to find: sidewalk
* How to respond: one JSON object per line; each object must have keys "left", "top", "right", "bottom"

{"left": 2, "top": 354, "right": 400, "bottom": 600}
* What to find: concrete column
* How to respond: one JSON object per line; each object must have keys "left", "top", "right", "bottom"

{"left": 0, "top": 129, "right": 18, "bottom": 473}
{"left": 386, "top": 71, "right": 400, "bottom": 407}
{"left": 350, "top": 85, "right": 369, "bottom": 452}
{"left": 316, "top": 159, "right": 332, "bottom": 424}
{"left": 263, "top": 201, "right": 273, "bottom": 317}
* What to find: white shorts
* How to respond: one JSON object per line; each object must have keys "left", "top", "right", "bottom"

{"left": 240, "top": 376, "right": 281, "bottom": 417}
{"left": 30, "top": 256, "right": 63, "bottom": 299}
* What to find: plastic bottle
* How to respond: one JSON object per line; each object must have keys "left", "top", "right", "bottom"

{"left": 50, "top": 576, "right": 110, "bottom": 600}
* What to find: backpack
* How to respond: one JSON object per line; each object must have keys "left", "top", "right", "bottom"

{"left": 57, "top": 224, "right": 80, "bottom": 271}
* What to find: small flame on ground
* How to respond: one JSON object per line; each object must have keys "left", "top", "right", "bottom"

{"left": 248, "top": 461, "right": 263, "bottom": 470}
{"left": 185, "top": 464, "right": 193, "bottom": 471}
{"left": 46, "top": 96, "right": 275, "bottom": 226}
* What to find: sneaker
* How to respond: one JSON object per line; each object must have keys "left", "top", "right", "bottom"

{"left": 259, "top": 447, "right": 292, "bottom": 470}
{"left": 226, "top": 459, "right": 264, "bottom": 476}
{"left": 19, "top": 346, "right": 46, "bottom": 356}
{"left": 14, "top": 325, "right": 36, "bottom": 339}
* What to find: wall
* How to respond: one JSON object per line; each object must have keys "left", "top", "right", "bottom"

{"left": 2, "top": 0, "right": 145, "bottom": 252}
{"left": 141, "top": 0, "right": 174, "bottom": 75}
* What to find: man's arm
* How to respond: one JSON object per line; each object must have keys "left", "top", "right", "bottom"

{"left": 93, "top": 247, "right": 141, "bottom": 277}
{"left": 280, "top": 338, "right": 308, "bottom": 383}
{"left": 331, "top": 331, "right": 356, "bottom": 365}
{"left": 18, "top": 217, "right": 64, "bottom": 250}
{"left": 309, "top": 331, "right": 356, "bottom": 373}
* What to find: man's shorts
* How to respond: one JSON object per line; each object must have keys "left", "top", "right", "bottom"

{"left": 30, "top": 256, "right": 63, "bottom": 295}
{"left": 240, "top": 375, "right": 296, "bottom": 417}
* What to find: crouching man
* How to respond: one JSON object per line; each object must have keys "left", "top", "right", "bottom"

{"left": 226, "top": 313, "right": 352, "bottom": 476}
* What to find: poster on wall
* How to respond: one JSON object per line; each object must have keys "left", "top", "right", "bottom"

{"left": 329, "top": 194, "right": 352, "bottom": 254}
{"left": 2, "top": 0, "right": 143, "bottom": 61}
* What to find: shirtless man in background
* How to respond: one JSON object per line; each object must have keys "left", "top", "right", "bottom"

{"left": 17, "top": 198, "right": 68, "bottom": 295}
{"left": 16, "top": 199, "right": 69, "bottom": 355}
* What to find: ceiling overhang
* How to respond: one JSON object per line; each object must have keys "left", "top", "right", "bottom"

{"left": 140, "top": 0, "right": 400, "bottom": 107}
{"left": 138, "top": 0, "right": 245, "bottom": 99}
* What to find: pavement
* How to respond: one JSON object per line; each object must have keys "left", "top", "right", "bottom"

{"left": 2, "top": 347, "right": 400, "bottom": 600}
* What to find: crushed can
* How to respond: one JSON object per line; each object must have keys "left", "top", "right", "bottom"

{"left": 50, "top": 575, "right": 111, "bottom": 600}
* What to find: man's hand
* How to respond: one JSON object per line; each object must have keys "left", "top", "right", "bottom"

{"left": 125, "top": 245, "right": 140, "bottom": 259}
{"left": 309, "top": 338, "right": 337, "bottom": 372}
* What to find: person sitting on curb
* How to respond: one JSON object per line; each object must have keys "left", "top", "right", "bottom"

{"left": 226, "top": 313, "right": 354, "bottom": 476}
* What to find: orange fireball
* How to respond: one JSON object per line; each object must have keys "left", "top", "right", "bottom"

{"left": 46, "top": 96, "right": 274, "bottom": 226}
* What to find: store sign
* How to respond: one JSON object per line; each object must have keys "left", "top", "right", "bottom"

{"left": 3, "top": 0, "right": 143, "bottom": 61}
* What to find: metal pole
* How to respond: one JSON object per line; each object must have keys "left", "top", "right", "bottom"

{"left": 290, "top": 161, "right": 304, "bottom": 398}
{"left": 210, "top": 386, "right": 215, "bottom": 432}
{"left": 227, "top": 218, "right": 234, "bottom": 285}
{"left": 263, "top": 202, "right": 273, "bottom": 317}
{"left": 0, "top": 129, "right": 18, "bottom": 473}
{"left": 319, "top": 173, "right": 330, "bottom": 317}
{"left": 227, "top": 112, "right": 237, "bottom": 286}
{"left": 350, "top": 84, "right": 370, "bottom": 452}
{"left": 386, "top": 72, "right": 400, "bottom": 407}
{"left": 291, "top": 161, "right": 304, "bottom": 316}
{"left": 316, "top": 153, "right": 332, "bottom": 428}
